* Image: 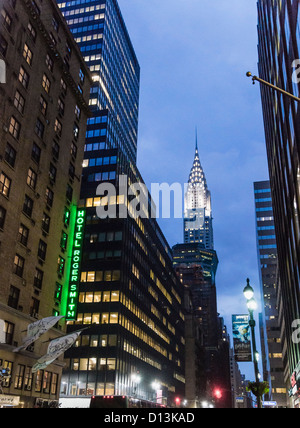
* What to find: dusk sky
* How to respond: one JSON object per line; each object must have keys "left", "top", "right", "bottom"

{"left": 118, "top": 0, "right": 268, "bottom": 380}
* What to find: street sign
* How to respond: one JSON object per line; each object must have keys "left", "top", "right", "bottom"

{"left": 0, "top": 395, "right": 20, "bottom": 407}
{"left": 262, "top": 401, "right": 277, "bottom": 407}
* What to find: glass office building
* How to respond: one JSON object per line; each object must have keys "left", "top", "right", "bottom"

{"left": 58, "top": 0, "right": 140, "bottom": 163}
{"left": 254, "top": 181, "right": 287, "bottom": 407}
{"left": 57, "top": 0, "right": 186, "bottom": 407}
{"left": 257, "top": 0, "right": 300, "bottom": 406}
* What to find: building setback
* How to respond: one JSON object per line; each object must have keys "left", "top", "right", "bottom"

{"left": 257, "top": 0, "right": 300, "bottom": 407}
{"left": 254, "top": 181, "right": 287, "bottom": 407}
{"left": 0, "top": 0, "right": 91, "bottom": 407}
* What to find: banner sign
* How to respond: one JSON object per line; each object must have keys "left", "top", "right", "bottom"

{"left": 232, "top": 314, "right": 252, "bottom": 362}
{"left": 66, "top": 209, "right": 86, "bottom": 321}
{"left": 13, "top": 316, "right": 64, "bottom": 353}
{"left": 0, "top": 319, "right": 5, "bottom": 344}
{"left": 32, "top": 330, "right": 82, "bottom": 373}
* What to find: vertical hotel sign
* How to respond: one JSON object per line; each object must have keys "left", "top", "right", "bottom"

{"left": 66, "top": 209, "right": 86, "bottom": 321}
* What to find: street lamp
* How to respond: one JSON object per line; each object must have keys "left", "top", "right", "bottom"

{"left": 246, "top": 71, "right": 300, "bottom": 103}
{"left": 243, "top": 278, "right": 261, "bottom": 409}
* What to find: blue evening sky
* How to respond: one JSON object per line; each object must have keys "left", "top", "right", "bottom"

{"left": 118, "top": 0, "right": 268, "bottom": 381}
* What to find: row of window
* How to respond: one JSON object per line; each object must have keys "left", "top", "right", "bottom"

{"left": 0, "top": 168, "right": 73, "bottom": 213}
{"left": 87, "top": 171, "right": 116, "bottom": 183}
{"left": 80, "top": 270, "right": 121, "bottom": 283}
{"left": 83, "top": 155, "right": 117, "bottom": 167}
{"left": 73, "top": 312, "right": 167, "bottom": 359}
{"left": 0, "top": 359, "right": 58, "bottom": 395}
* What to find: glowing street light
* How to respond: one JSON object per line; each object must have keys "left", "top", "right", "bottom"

{"left": 243, "top": 278, "right": 261, "bottom": 409}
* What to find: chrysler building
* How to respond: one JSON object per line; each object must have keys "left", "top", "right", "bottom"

{"left": 184, "top": 138, "right": 214, "bottom": 249}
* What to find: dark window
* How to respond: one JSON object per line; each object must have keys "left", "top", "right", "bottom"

{"left": 69, "top": 163, "right": 75, "bottom": 179}
{"left": 49, "top": 163, "right": 57, "bottom": 182}
{"left": 27, "top": 21, "right": 37, "bottom": 42}
{"left": 35, "top": 118, "right": 44, "bottom": 139}
{"left": 45, "top": 187, "right": 54, "bottom": 207}
{"left": 58, "top": 98, "right": 64, "bottom": 115}
{"left": 52, "top": 141, "right": 60, "bottom": 159}
{"left": 1, "top": 9, "right": 12, "bottom": 32}
{"left": 52, "top": 16, "right": 59, "bottom": 32}
{"left": 4, "top": 321, "right": 14, "bottom": 345}
{"left": 4, "top": 143, "right": 16, "bottom": 167}
{"left": 70, "top": 142, "right": 77, "bottom": 159}
{"left": 34, "top": 268, "right": 43, "bottom": 289}
{"left": 8, "top": 285, "right": 20, "bottom": 309}
{"left": 45, "top": 54, "right": 53, "bottom": 72}
{"left": 0, "top": 206, "right": 6, "bottom": 229}
{"left": 30, "top": 297, "right": 40, "bottom": 318}
{"left": 39, "top": 95, "right": 47, "bottom": 116}
{"left": 18, "top": 223, "right": 29, "bottom": 246}
{"left": 23, "top": 194, "right": 33, "bottom": 217}
{"left": 13, "top": 254, "right": 25, "bottom": 277}
{"left": 0, "top": 34, "right": 8, "bottom": 56}
{"left": 66, "top": 184, "right": 73, "bottom": 201}
{"left": 14, "top": 90, "right": 25, "bottom": 113}
{"left": 37, "top": 239, "right": 47, "bottom": 261}
{"left": 31, "top": 143, "right": 41, "bottom": 164}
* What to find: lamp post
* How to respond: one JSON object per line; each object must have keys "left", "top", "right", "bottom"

{"left": 243, "top": 278, "right": 262, "bottom": 409}
{"left": 246, "top": 71, "right": 300, "bottom": 103}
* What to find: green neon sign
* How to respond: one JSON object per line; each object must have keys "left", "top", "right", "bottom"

{"left": 66, "top": 208, "right": 86, "bottom": 320}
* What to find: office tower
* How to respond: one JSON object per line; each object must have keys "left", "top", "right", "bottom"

{"left": 57, "top": 0, "right": 186, "bottom": 407}
{"left": 254, "top": 181, "right": 287, "bottom": 407}
{"left": 0, "top": 0, "right": 91, "bottom": 407}
{"left": 257, "top": 0, "right": 300, "bottom": 406}
{"left": 58, "top": 0, "right": 140, "bottom": 164}
{"left": 184, "top": 140, "right": 213, "bottom": 250}
{"left": 173, "top": 242, "right": 219, "bottom": 403}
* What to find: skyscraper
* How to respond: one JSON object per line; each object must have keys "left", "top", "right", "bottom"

{"left": 184, "top": 139, "right": 213, "bottom": 250}
{"left": 173, "top": 140, "right": 223, "bottom": 405}
{"left": 58, "top": 0, "right": 140, "bottom": 163}
{"left": 58, "top": 0, "right": 186, "bottom": 407}
{"left": 254, "top": 181, "right": 287, "bottom": 407}
{"left": 0, "top": 0, "right": 91, "bottom": 407}
{"left": 257, "top": 0, "right": 300, "bottom": 406}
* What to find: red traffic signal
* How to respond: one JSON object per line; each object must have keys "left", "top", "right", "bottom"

{"left": 213, "top": 388, "right": 223, "bottom": 399}
{"left": 175, "top": 397, "right": 181, "bottom": 405}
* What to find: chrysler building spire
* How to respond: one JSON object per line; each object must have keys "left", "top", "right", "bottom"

{"left": 184, "top": 137, "right": 214, "bottom": 249}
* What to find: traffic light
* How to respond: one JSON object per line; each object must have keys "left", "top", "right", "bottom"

{"left": 175, "top": 397, "right": 181, "bottom": 406}
{"left": 213, "top": 388, "right": 222, "bottom": 400}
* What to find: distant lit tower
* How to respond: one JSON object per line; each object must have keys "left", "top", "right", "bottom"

{"left": 184, "top": 136, "right": 213, "bottom": 249}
